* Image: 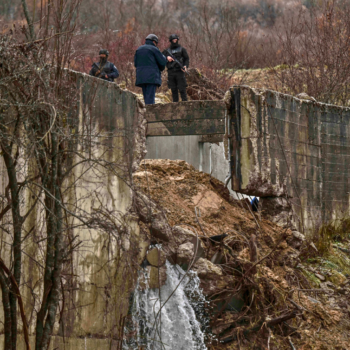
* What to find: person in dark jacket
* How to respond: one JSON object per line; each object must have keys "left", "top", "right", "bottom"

{"left": 162, "top": 34, "right": 189, "bottom": 102}
{"left": 251, "top": 197, "right": 259, "bottom": 212}
{"left": 134, "top": 34, "right": 167, "bottom": 105}
{"left": 89, "top": 49, "right": 119, "bottom": 82}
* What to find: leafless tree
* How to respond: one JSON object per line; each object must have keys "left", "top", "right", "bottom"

{"left": 268, "top": 0, "right": 350, "bottom": 105}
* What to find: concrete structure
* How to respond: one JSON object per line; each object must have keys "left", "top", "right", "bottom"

{"left": 146, "top": 136, "right": 230, "bottom": 187}
{"left": 0, "top": 71, "right": 148, "bottom": 349}
{"left": 3, "top": 72, "right": 350, "bottom": 349}
{"left": 146, "top": 86, "right": 350, "bottom": 232}
{"left": 145, "top": 100, "right": 233, "bottom": 196}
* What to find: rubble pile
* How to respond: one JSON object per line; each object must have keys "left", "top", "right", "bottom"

{"left": 133, "top": 159, "right": 350, "bottom": 349}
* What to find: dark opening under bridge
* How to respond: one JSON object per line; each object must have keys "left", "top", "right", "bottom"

{"left": 145, "top": 86, "right": 350, "bottom": 232}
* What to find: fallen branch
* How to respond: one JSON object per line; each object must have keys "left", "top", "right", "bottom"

{"left": 221, "top": 310, "right": 298, "bottom": 344}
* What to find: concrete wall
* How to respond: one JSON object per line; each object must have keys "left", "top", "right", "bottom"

{"left": 147, "top": 86, "right": 350, "bottom": 232}
{"left": 230, "top": 86, "right": 350, "bottom": 231}
{"left": 0, "top": 72, "right": 148, "bottom": 349}
{"left": 146, "top": 136, "right": 232, "bottom": 193}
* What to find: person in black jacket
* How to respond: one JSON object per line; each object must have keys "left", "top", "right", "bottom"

{"left": 134, "top": 34, "right": 167, "bottom": 105}
{"left": 162, "top": 34, "right": 189, "bottom": 102}
{"left": 89, "top": 49, "right": 119, "bottom": 82}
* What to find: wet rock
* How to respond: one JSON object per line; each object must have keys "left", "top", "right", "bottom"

{"left": 148, "top": 265, "right": 167, "bottom": 289}
{"left": 147, "top": 248, "right": 166, "bottom": 267}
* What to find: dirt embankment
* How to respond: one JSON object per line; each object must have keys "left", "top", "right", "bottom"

{"left": 133, "top": 159, "right": 350, "bottom": 350}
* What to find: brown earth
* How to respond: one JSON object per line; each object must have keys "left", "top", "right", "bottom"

{"left": 133, "top": 159, "right": 350, "bottom": 350}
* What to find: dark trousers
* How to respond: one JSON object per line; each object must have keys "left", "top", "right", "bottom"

{"left": 141, "top": 84, "right": 157, "bottom": 105}
{"left": 168, "top": 71, "right": 187, "bottom": 102}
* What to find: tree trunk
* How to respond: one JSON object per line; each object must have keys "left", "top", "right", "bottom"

{"left": 0, "top": 270, "right": 12, "bottom": 350}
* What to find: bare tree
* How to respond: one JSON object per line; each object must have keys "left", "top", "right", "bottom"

{"left": 268, "top": 0, "right": 350, "bottom": 105}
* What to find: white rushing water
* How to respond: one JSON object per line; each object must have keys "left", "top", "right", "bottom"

{"left": 125, "top": 261, "right": 208, "bottom": 350}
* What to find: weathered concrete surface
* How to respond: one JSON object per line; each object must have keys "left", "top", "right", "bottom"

{"left": 145, "top": 100, "right": 226, "bottom": 136}
{"left": 0, "top": 72, "right": 148, "bottom": 349}
{"left": 147, "top": 86, "right": 350, "bottom": 233}
{"left": 229, "top": 86, "right": 350, "bottom": 232}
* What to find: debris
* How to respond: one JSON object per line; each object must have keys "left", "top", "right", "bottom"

{"left": 186, "top": 68, "right": 225, "bottom": 100}
{"left": 133, "top": 159, "right": 350, "bottom": 349}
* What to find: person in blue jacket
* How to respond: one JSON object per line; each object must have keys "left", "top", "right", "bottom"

{"left": 89, "top": 49, "right": 119, "bottom": 82}
{"left": 134, "top": 34, "right": 167, "bottom": 105}
{"left": 251, "top": 197, "right": 259, "bottom": 212}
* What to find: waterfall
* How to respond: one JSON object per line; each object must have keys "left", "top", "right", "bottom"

{"left": 125, "top": 261, "right": 208, "bottom": 350}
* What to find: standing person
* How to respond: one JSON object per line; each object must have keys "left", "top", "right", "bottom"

{"left": 163, "top": 34, "right": 189, "bottom": 102}
{"left": 89, "top": 49, "right": 119, "bottom": 82}
{"left": 134, "top": 34, "right": 167, "bottom": 105}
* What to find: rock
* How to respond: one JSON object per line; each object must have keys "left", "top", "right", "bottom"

{"left": 192, "top": 189, "right": 223, "bottom": 215}
{"left": 296, "top": 92, "right": 317, "bottom": 102}
{"left": 133, "top": 171, "right": 153, "bottom": 178}
{"left": 287, "top": 231, "right": 306, "bottom": 249}
{"left": 176, "top": 242, "right": 196, "bottom": 269}
{"left": 193, "top": 258, "right": 223, "bottom": 279}
{"left": 147, "top": 248, "right": 166, "bottom": 267}
{"left": 148, "top": 265, "right": 167, "bottom": 289}
{"left": 293, "top": 231, "right": 306, "bottom": 241}
{"left": 315, "top": 273, "right": 326, "bottom": 281}
{"left": 172, "top": 226, "right": 205, "bottom": 255}
{"left": 193, "top": 258, "right": 235, "bottom": 295}
{"left": 260, "top": 197, "right": 292, "bottom": 227}
{"left": 135, "top": 192, "right": 172, "bottom": 242}
{"left": 172, "top": 226, "right": 197, "bottom": 245}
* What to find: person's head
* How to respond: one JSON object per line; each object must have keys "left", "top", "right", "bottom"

{"left": 99, "top": 49, "right": 109, "bottom": 61}
{"left": 145, "top": 34, "right": 159, "bottom": 46}
{"left": 169, "top": 34, "right": 179, "bottom": 44}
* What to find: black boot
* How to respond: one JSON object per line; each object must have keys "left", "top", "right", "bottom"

{"left": 171, "top": 88, "right": 179, "bottom": 102}
{"left": 180, "top": 89, "right": 187, "bottom": 101}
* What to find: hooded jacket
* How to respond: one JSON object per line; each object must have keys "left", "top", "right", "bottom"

{"left": 134, "top": 39, "right": 167, "bottom": 87}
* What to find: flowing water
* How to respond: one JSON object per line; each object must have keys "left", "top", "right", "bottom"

{"left": 124, "top": 261, "right": 208, "bottom": 350}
